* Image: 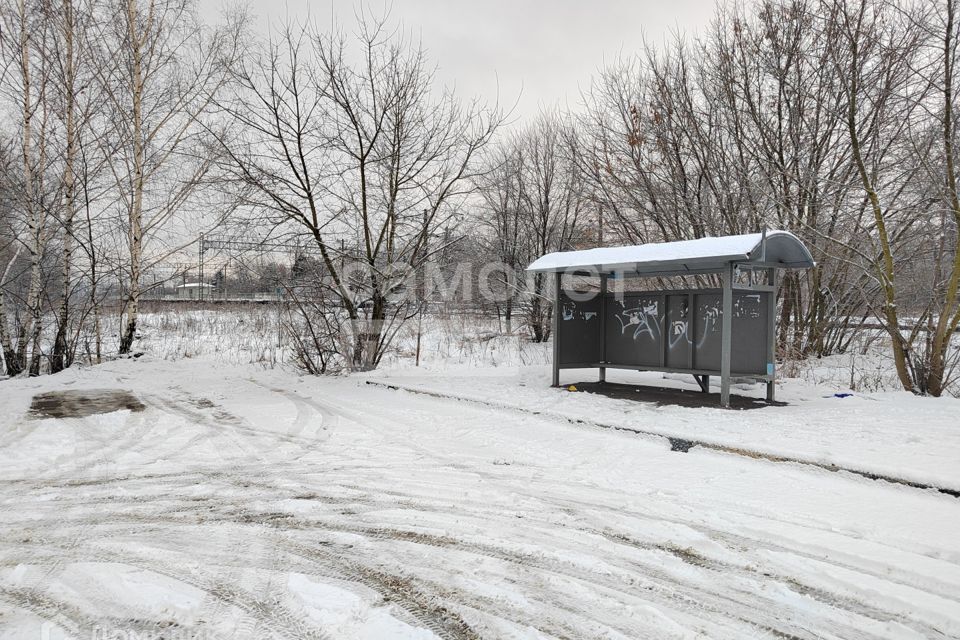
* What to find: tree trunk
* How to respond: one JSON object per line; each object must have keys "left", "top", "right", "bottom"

{"left": 0, "top": 245, "right": 23, "bottom": 376}
{"left": 120, "top": 0, "right": 145, "bottom": 355}
{"left": 0, "top": 292, "right": 19, "bottom": 376}
{"left": 15, "top": 0, "right": 44, "bottom": 375}
{"left": 361, "top": 279, "right": 385, "bottom": 370}
{"left": 28, "top": 320, "right": 43, "bottom": 376}
{"left": 92, "top": 288, "right": 103, "bottom": 364}
{"left": 52, "top": 0, "right": 77, "bottom": 373}
{"left": 20, "top": 225, "right": 45, "bottom": 376}
{"left": 844, "top": 35, "right": 914, "bottom": 393}
{"left": 532, "top": 273, "right": 549, "bottom": 342}
{"left": 504, "top": 296, "right": 512, "bottom": 334}
{"left": 926, "top": 0, "right": 960, "bottom": 397}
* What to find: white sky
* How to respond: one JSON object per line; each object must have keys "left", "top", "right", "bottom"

{"left": 200, "top": 0, "right": 720, "bottom": 124}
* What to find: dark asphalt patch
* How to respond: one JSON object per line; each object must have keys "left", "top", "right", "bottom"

{"left": 570, "top": 381, "right": 786, "bottom": 409}
{"left": 29, "top": 389, "right": 145, "bottom": 419}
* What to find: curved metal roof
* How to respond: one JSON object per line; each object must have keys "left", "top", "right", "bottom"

{"left": 526, "top": 231, "right": 814, "bottom": 275}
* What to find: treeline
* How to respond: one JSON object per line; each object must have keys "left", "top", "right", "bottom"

{"left": 0, "top": 0, "right": 958, "bottom": 396}
{"left": 474, "top": 0, "right": 960, "bottom": 396}
{"left": 0, "top": 0, "right": 243, "bottom": 374}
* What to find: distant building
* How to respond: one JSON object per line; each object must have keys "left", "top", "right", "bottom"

{"left": 176, "top": 282, "right": 215, "bottom": 300}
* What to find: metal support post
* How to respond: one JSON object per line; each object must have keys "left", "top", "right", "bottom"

{"left": 720, "top": 262, "right": 734, "bottom": 408}
{"left": 693, "top": 374, "right": 710, "bottom": 393}
{"left": 198, "top": 234, "right": 205, "bottom": 301}
{"left": 599, "top": 273, "right": 607, "bottom": 383}
{"left": 552, "top": 272, "right": 561, "bottom": 387}
{"left": 766, "top": 267, "right": 777, "bottom": 402}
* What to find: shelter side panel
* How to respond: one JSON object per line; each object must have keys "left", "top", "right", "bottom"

{"left": 558, "top": 292, "right": 602, "bottom": 365}
{"left": 693, "top": 291, "right": 769, "bottom": 375}
{"left": 731, "top": 292, "right": 769, "bottom": 375}
{"left": 604, "top": 294, "right": 663, "bottom": 367}
{"left": 693, "top": 293, "right": 723, "bottom": 371}
{"left": 665, "top": 294, "right": 692, "bottom": 369}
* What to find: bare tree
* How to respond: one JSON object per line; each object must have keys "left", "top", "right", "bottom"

{"left": 92, "top": 0, "right": 244, "bottom": 354}
{"left": 826, "top": 0, "right": 932, "bottom": 391}
{"left": 892, "top": 0, "right": 960, "bottom": 395}
{"left": 474, "top": 145, "right": 525, "bottom": 333}
{"left": 216, "top": 15, "right": 501, "bottom": 370}
{"left": 0, "top": 141, "right": 20, "bottom": 374}
{"left": 0, "top": 0, "right": 56, "bottom": 375}
{"left": 49, "top": 0, "right": 83, "bottom": 372}
{"left": 703, "top": 0, "right": 864, "bottom": 357}
{"left": 571, "top": 0, "right": 960, "bottom": 395}
{"left": 516, "top": 113, "right": 587, "bottom": 342}
{"left": 473, "top": 112, "right": 588, "bottom": 342}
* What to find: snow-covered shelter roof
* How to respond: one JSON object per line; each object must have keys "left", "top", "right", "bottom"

{"left": 176, "top": 282, "right": 214, "bottom": 289}
{"left": 526, "top": 231, "right": 814, "bottom": 276}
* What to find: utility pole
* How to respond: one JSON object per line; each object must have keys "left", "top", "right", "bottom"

{"left": 198, "top": 233, "right": 205, "bottom": 301}
{"left": 415, "top": 209, "right": 428, "bottom": 366}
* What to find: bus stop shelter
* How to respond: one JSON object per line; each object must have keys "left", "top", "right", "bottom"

{"left": 526, "top": 231, "right": 815, "bottom": 408}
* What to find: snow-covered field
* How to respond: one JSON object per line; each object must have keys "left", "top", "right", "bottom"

{"left": 1, "top": 346, "right": 959, "bottom": 639}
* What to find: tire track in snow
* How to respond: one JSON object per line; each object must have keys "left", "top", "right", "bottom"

{"left": 300, "top": 384, "right": 956, "bottom": 639}
{"left": 5, "top": 445, "right": 950, "bottom": 640}
{"left": 27, "top": 408, "right": 152, "bottom": 484}
{"left": 18, "top": 464, "right": 938, "bottom": 637}
{"left": 3, "top": 376, "right": 957, "bottom": 640}
{"left": 3, "top": 534, "right": 333, "bottom": 640}
{"left": 536, "top": 487, "right": 960, "bottom": 605}
{"left": 0, "top": 414, "right": 39, "bottom": 451}
{"left": 2, "top": 381, "right": 476, "bottom": 638}
{"left": 0, "top": 586, "right": 104, "bottom": 637}
{"left": 274, "top": 535, "right": 482, "bottom": 640}
{"left": 300, "top": 524, "right": 859, "bottom": 640}
{"left": 365, "top": 380, "right": 960, "bottom": 498}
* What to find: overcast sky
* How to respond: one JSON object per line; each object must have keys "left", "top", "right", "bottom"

{"left": 201, "top": 0, "right": 720, "bottom": 125}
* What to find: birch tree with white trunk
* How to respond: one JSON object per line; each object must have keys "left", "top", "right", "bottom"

{"left": 92, "top": 0, "right": 244, "bottom": 354}
{"left": 0, "top": 0, "right": 55, "bottom": 375}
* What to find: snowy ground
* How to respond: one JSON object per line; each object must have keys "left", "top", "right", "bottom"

{"left": 1, "top": 355, "right": 959, "bottom": 640}
{"left": 366, "top": 365, "right": 960, "bottom": 493}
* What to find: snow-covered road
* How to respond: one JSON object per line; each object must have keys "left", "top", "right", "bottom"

{"left": 1, "top": 359, "right": 958, "bottom": 639}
